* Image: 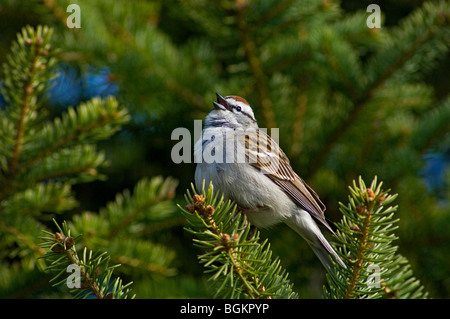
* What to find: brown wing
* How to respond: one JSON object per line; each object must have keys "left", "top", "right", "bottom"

{"left": 241, "top": 129, "right": 333, "bottom": 232}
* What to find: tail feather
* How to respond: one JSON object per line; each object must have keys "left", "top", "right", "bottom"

{"left": 285, "top": 210, "right": 346, "bottom": 271}
{"left": 310, "top": 234, "right": 346, "bottom": 269}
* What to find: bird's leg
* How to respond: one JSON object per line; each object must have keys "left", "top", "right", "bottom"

{"left": 235, "top": 206, "right": 249, "bottom": 230}
{"left": 231, "top": 205, "right": 247, "bottom": 229}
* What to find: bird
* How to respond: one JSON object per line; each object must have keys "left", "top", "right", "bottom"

{"left": 194, "top": 93, "right": 345, "bottom": 269}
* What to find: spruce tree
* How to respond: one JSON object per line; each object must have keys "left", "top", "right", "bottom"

{"left": 180, "top": 182, "right": 297, "bottom": 299}
{"left": 0, "top": 1, "right": 448, "bottom": 298}
{"left": 0, "top": 25, "right": 179, "bottom": 298}
{"left": 323, "top": 177, "right": 428, "bottom": 299}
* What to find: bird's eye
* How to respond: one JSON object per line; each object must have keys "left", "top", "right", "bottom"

{"left": 236, "top": 106, "right": 242, "bottom": 112}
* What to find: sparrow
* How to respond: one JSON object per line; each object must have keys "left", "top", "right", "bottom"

{"left": 194, "top": 93, "right": 345, "bottom": 269}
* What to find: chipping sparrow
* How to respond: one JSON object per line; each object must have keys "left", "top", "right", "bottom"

{"left": 194, "top": 93, "right": 345, "bottom": 269}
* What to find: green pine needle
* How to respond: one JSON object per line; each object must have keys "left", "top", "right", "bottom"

{"left": 40, "top": 219, "right": 135, "bottom": 299}
{"left": 323, "top": 176, "right": 429, "bottom": 299}
{"left": 179, "top": 181, "right": 298, "bottom": 299}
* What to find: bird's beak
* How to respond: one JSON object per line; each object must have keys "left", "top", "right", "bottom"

{"left": 213, "top": 93, "right": 230, "bottom": 110}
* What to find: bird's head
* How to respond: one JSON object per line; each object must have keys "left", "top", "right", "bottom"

{"left": 205, "top": 93, "right": 258, "bottom": 129}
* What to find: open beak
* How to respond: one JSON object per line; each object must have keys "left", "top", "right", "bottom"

{"left": 213, "top": 93, "right": 230, "bottom": 110}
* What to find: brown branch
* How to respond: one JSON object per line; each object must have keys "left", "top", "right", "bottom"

{"left": 165, "top": 77, "right": 209, "bottom": 112}
{"left": 0, "top": 221, "right": 46, "bottom": 256}
{"left": 344, "top": 205, "right": 372, "bottom": 299}
{"left": 307, "top": 26, "right": 441, "bottom": 178}
{"left": 107, "top": 184, "right": 176, "bottom": 240}
{"left": 9, "top": 39, "right": 42, "bottom": 174}
{"left": 114, "top": 255, "right": 177, "bottom": 276}
{"left": 290, "top": 93, "right": 307, "bottom": 158}
{"left": 0, "top": 37, "right": 44, "bottom": 204}
{"left": 42, "top": 0, "right": 71, "bottom": 28}
{"left": 53, "top": 233, "right": 106, "bottom": 299}
{"left": 188, "top": 194, "right": 263, "bottom": 299}
{"left": 234, "top": 1, "right": 275, "bottom": 129}
{"left": 254, "top": 0, "right": 296, "bottom": 29}
{"left": 8, "top": 161, "right": 98, "bottom": 195}
{"left": 19, "top": 108, "right": 120, "bottom": 175}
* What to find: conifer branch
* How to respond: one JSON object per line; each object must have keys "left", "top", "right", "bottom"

{"left": 40, "top": 220, "right": 134, "bottom": 299}
{"left": 1, "top": 1, "right": 445, "bottom": 299}
{"left": 255, "top": 0, "right": 296, "bottom": 29}
{"left": 0, "top": 26, "right": 129, "bottom": 204}
{"left": 165, "top": 77, "right": 208, "bottom": 112}
{"left": 0, "top": 25, "right": 56, "bottom": 200}
{"left": 190, "top": 193, "right": 260, "bottom": 298}
{"left": 84, "top": 9, "right": 209, "bottom": 113}
{"left": 343, "top": 190, "right": 375, "bottom": 299}
{"left": 19, "top": 97, "right": 128, "bottom": 174}
{"left": 409, "top": 97, "right": 450, "bottom": 153}
{"left": 69, "top": 176, "right": 179, "bottom": 278}
{"left": 180, "top": 182, "right": 297, "bottom": 299}
{"left": 233, "top": 0, "right": 275, "bottom": 129}
{"left": 0, "top": 25, "right": 134, "bottom": 299}
{"left": 0, "top": 221, "right": 46, "bottom": 256}
{"left": 3, "top": 182, "right": 77, "bottom": 216}
{"left": 103, "top": 176, "right": 178, "bottom": 239}
{"left": 9, "top": 28, "right": 51, "bottom": 174}
{"left": 290, "top": 93, "right": 307, "bottom": 157}
{"left": 42, "top": 0, "right": 71, "bottom": 28}
{"left": 307, "top": 3, "right": 449, "bottom": 178}
{"left": 324, "top": 176, "right": 429, "bottom": 299}
{"left": 11, "top": 60, "right": 34, "bottom": 174}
